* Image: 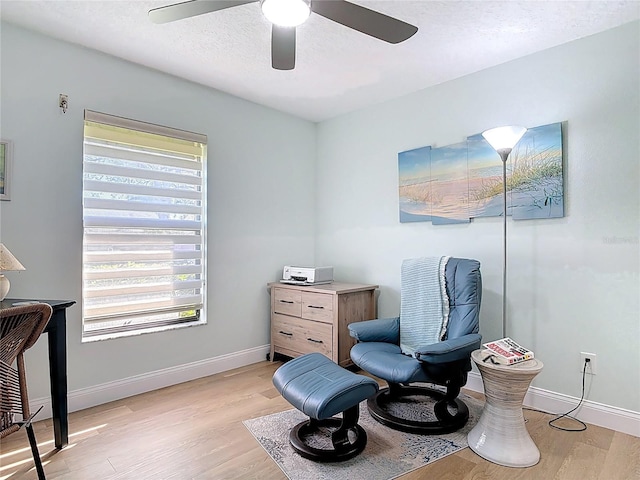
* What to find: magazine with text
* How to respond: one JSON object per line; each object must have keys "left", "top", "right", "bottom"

{"left": 482, "top": 337, "right": 534, "bottom": 365}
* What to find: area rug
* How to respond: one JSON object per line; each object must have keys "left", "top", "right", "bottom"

{"left": 243, "top": 392, "right": 483, "bottom": 480}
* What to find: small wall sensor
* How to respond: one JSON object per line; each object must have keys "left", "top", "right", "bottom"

{"left": 59, "top": 94, "right": 68, "bottom": 113}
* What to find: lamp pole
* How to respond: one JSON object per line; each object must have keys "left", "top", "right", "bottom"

{"left": 498, "top": 148, "right": 511, "bottom": 338}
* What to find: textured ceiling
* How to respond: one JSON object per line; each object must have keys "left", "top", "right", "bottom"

{"left": 1, "top": 1, "right": 638, "bottom": 122}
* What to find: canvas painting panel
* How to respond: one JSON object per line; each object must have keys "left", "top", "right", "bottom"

{"left": 430, "top": 141, "right": 470, "bottom": 225}
{"left": 509, "top": 122, "right": 564, "bottom": 220}
{"left": 467, "top": 132, "right": 512, "bottom": 219}
{"left": 398, "top": 146, "right": 432, "bottom": 223}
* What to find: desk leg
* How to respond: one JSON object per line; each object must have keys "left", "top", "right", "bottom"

{"left": 47, "top": 310, "right": 68, "bottom": 449}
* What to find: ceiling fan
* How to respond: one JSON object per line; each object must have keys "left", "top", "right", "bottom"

{"left": 149, "top": 0, "right": 418, "bottom": 70}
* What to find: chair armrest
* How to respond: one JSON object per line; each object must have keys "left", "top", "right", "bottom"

{"left": 348, "top": 317, "right": 400, "bottom": 344}
{"left": 413, "top": 334, "right": 482, "bottom": 364}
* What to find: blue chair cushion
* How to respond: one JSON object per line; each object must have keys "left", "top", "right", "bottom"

{"left": 443, "top": 258, "right": 481, "bottom": 339}
{"left": 273, "top": 353, "right": 379, "bottom": 420}
{"left": 350, "top": 342, "right": 429, "bottom": 383}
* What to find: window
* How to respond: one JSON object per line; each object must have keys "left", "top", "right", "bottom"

{"left": 82, "top": 110, "right": 207, "bottom": 340}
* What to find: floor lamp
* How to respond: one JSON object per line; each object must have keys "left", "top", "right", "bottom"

{"left": 481, "top": 126, "right": 527, "bottom": 338}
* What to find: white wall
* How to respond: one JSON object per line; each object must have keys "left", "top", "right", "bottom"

{"left": 316, "top": 22, "right": 640, "bottom": 413}
{"left": 0, "top": 23, "right": 316, "bottom": 400}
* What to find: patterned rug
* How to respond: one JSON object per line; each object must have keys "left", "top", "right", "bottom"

{"left": 243, "top": 392, "right": 483, "bottom": 480}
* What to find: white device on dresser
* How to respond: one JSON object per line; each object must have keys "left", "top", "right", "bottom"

{"left": 281, "top": 266, "right": 333, "bottom": 285}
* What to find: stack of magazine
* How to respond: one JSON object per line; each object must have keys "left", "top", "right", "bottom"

{"left": 482, "top": 337, "right": 534, "bottom": 365}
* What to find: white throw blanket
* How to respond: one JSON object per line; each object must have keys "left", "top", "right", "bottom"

{"left": 400, "top": 256, "right": 451, "bottom": 357}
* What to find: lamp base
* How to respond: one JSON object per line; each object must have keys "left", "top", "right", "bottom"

{"left": 0, "top": 274, "right": 9, "bottom": 301}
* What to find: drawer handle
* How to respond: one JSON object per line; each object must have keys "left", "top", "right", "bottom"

{"left": 279, "top": 300, "right": 294, "bottom": 304}
{"left": 307, "top": 338, "right": 324, "bottom": 344}
{"left": 308, "top": 305, "right": 324, "bottom": 309}
{"left": 279, "top": 331, "right": 293, "bottom": 336}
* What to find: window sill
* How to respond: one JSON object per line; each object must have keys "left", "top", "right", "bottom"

{"left": 81, "top": 318, "right": 207, "bottom": 343}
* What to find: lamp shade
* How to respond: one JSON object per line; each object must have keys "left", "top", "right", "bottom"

{"left": 261, "top": 0, "right": 311, "bottom": 27}
{"left": 0, "top": 243, "right": 25, "bottom": 301}
{"left": 0, "top": 243, "right": 25, "bottom": 272}
{"left": 482, "top": 126, "right": 527, "bottom": 152}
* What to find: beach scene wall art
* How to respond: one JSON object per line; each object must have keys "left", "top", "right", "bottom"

{"left": 398, "top": 122, "right": 564, "bottom": 224}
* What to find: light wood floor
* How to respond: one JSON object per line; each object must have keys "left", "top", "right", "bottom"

{"left": 1, "top": 360, "right": 638, "bottom": 480}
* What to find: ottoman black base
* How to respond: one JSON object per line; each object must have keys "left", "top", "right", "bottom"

{"left": 289, "top": 404, "right": 367, "bottom": 462}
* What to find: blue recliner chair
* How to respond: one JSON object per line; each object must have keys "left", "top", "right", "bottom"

{"left": 349, "top": 257, "right": 482, "bottom": 434}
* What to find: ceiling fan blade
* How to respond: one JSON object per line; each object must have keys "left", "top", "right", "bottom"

{"left": 149, "top": 0, "right": 255, "bottom": 24}
{"left": 311, "top": 0, "right": 418, "bottom": 44}
{"left": 272, "top": 25, "right": 296, "bottom": 70}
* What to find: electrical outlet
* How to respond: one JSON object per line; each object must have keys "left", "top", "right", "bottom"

{"left": 580, "top": 352, "right": 597, "bottom": 375}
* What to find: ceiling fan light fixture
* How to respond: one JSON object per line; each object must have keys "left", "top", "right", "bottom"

{"left": 261, "top": 0, "right": 311, "bottom": 27}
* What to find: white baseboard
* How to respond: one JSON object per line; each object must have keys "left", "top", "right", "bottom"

{"left": 30, "top": 344, "right": 271, "bottom": 420}
{"left": 30, "top": 351, "right": 638, "bottom": 439}
{"left": 466, "top": 371, "right": 640, "bottom": 438}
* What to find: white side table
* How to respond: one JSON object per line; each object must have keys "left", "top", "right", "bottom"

{"left": 467, "top": 349, "right": 544, "bottom": 467}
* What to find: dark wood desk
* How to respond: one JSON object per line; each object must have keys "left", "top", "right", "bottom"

{"left": 1, "top": 298, "right": 75, "bottom": 449}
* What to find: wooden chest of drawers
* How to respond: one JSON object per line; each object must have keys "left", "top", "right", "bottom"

{"left": 268, "top": 282, "right": 378, "bottom": 366}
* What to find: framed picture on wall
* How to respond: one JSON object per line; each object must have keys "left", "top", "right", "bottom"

{"left": 0, "top": 139, "right": 12, "bottom": 201}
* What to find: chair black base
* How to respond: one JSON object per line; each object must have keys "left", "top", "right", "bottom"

{"left": 367, "top": 384, "right": 469, "bottom": 435}
{"left": 288, "top": 405, "right": 367, "bottom": 462}
{"left": 21, "top": 406, "right": 46, "bottom": 480}
{"left": 25, "top": 423, "right": 46, "bottom": 480}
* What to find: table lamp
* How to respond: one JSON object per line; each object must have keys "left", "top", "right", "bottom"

{"left": 0, "top": 243, "right": 26, "bottom": 301}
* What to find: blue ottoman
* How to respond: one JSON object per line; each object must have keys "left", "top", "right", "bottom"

{"left": 272, "top": 352, "right": 379, "bottom": 462}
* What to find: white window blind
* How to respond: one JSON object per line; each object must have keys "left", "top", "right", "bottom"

{"left": 82, "top": 110, "right": 207, "bottom": 339}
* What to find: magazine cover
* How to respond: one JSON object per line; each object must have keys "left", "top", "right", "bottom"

{"left": 482, "top": 337, "right": 534, "bottom": 365}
